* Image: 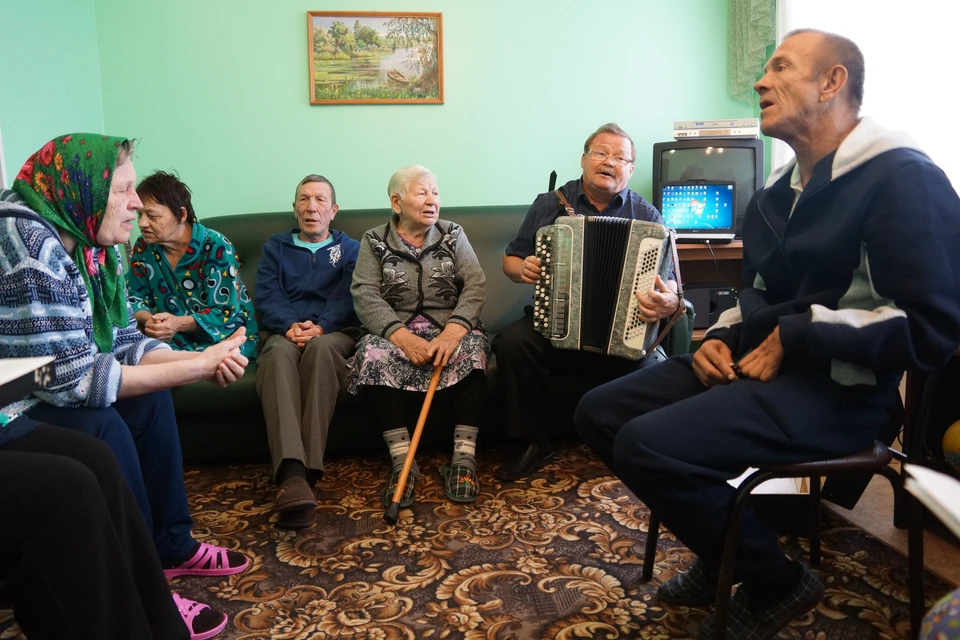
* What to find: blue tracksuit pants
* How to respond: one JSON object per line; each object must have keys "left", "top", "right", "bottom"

{"left": 574, "top": 354, "right": 893, "bottom": 590}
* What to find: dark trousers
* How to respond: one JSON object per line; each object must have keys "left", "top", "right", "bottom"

{"left": 0, "top": 425, "right": 188, "bottom": 640}
{"left": 574, "top": 354, "right": 893, "bottom": 590}
{"left": 491, "top": 313, "right": 655, "bottom": 440}
{"left": 368, "top": 370, "right": 486, "bottom": 432}
{"left": 26, "top": 390, "right": 195, "bottom": 565}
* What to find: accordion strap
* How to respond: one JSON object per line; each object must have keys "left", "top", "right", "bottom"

{"left": 554, "top": 190, "right": 576, "bottom": 216}
{"left": 646, "top": 229, "right": 686, "bottom": 355}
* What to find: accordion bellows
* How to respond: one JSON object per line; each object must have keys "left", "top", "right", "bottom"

{"left": 533, "top": 216, "right": 673, "bottom": 361}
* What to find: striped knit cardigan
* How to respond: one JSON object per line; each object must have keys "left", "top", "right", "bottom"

{"left": 0, "top": 190, "right": 170, "bottom": 444}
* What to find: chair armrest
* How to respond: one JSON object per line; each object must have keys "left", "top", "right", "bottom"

{"left": 662, "top": 298, "right": 696, "bottom": 357}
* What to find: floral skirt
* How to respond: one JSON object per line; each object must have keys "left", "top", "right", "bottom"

{"left": 347, "top": 316, "right": 488, "bottom": 394}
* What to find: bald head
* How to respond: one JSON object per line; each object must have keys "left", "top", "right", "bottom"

{"left": 785, "top": 28, "right": 864, "bottom": 110}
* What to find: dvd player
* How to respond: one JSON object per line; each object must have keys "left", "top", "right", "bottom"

{"left": 674, "top": 118, "right": 758, "bottom": 130}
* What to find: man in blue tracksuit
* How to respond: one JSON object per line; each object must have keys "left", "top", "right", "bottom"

{"left": 255, "top": 174, "right": 360, "bottom": 530}
{"left": 575, "top": 29, "right": 960, "bottom": 639}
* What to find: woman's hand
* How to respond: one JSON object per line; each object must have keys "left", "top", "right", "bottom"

{"left": 133, "top": 310, "right": 153, "bottom": 330}
{"left": 196, "top": 329, "right": 249, "bottom": 387}
{"left": 427, "top": 324, "right": 469, "bottom": 367}
{"left": 389, "top": 328, "right": 432, "bottom": 366}
{"left": 144, "top": 312, "right": 179, "bottom": 341}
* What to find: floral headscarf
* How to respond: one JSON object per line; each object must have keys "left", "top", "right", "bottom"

{"left": 13, "top": 133, "right": 130, "bottom": 353}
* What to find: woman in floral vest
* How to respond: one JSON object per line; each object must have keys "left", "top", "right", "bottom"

{"left": 348, "top": 165, "right": 488, "bottom": 508}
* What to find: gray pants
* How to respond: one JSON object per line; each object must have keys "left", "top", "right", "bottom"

{"left": 256, "top": 332, "right": 356, "bottom": 481}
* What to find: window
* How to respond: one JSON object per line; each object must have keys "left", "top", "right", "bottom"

{"left": 774, "top": 0, "right": 959, "bottom": 187}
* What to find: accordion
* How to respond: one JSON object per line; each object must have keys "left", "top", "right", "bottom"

{"left": 533, "top": 216, "right": 676, "bottom": 360}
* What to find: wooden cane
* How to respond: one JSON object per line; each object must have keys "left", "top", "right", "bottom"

{"left": 383, "top": 364, "right": 443, "bottom": 525}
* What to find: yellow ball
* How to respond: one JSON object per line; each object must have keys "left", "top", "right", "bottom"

{"left": 943, "top": 421, "right": 960, "bottom": 473}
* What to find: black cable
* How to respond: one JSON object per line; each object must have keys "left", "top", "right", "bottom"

{"left": 705, "top": 240, "right": 721, "bottom": 283}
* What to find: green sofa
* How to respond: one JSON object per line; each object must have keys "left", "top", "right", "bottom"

{"left": 170, "top": 206, "right": 695, "bottom": 460}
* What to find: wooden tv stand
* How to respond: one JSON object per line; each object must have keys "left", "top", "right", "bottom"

{"left": 676, "top": 240, "right": 744, "bottom": 341}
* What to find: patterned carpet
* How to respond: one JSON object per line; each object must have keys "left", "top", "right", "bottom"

{"left": 1, "top": 444, "right": 953, "bottom": 639}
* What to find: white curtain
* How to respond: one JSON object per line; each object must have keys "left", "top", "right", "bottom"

{"left": 773, "top": 0, "right": 960, "bottom": 188}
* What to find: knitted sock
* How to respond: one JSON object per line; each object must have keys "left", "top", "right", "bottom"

{"left": 452, "top": 425, "right": 479, "bottom": 470}
{"left": 383, "top": 427, "right": 419, "bottom": 477}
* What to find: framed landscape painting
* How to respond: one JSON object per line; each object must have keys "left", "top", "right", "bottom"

{"left": 307, "top": 11, "right": 443, "bottom": 105}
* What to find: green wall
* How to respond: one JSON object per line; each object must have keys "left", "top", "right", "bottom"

{"left": 0, "top": 0, "right": 105, "bottom": 180}
{"left": 92, "top": 0, "right": 755, "bottom": 215}
{"left": 3, "top": 1, "right": 756, "bottom": 212}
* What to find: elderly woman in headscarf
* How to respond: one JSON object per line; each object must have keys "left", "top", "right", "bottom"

{"left": 348, "top": 165, "right": 488, "bottom": 507}
{"left": 127, "top": 170, "right": 258, "bottom": 358}
{"left": 0, "top": 134, "right": 252, "bottom": 639}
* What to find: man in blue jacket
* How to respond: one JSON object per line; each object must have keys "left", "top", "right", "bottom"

{"left": 255, "top": 174, "right": 360, "bottom": 529}
{"left": 575, "top": 30, "right": 960, "bottom": 639}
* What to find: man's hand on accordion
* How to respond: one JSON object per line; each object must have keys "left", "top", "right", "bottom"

{"left": 634, "top": 275, "right": 680, "bottom": 323}
{"left": 519, "top": 255, "right": 542, "bottom": 285}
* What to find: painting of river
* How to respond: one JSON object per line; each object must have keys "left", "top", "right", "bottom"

{"left": 307, "top": 12, "right": 443, "bottom": 104}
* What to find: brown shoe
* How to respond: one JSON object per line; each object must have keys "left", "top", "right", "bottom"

{"left": 276, "top": 504, "right": 316, "bottom": 530}
{"left": 275, "top": 476, "right": 317, "bottom": 512}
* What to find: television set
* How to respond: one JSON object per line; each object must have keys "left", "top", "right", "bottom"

{"left": 652, "top": 138, "right": 764, "bottom": 237}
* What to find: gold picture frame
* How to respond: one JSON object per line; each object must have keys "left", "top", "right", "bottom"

{"left": 307, "top": 11, "right": 443, "bottom": 105}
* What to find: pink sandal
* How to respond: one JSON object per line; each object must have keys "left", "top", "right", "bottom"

{"left": 164, "top": 542, "right": 250, "bottom": 579}
{"left": 173, "top": 593, "right": 228, "bottom": 640}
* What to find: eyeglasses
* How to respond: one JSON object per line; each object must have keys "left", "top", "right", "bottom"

{"left": 586, "top": 149, "right": 634, "bottom": 167}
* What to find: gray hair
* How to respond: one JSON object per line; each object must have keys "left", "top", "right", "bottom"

{"left": 784, "top": 28, "right": 865, "bottom": 110}
{"left": 387, "top": 165, "right": 435, "bottom": 200}
{"left": 116, "top": 139, "right": 135, "bottom": 167}
{"left": 583, "top": 123, "right": 636, "bottom": 163}
{"left": 295, "top": 174, "right": 337, "bottom": 205}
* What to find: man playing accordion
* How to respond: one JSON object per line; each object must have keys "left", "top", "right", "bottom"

{"left": 492, "top": 123, "right": 680, "bottom": 481}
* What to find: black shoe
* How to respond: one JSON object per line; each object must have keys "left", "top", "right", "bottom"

{"left": 699, "top": 566, "right": 824, "bottom": 640}
{"left": 494, "top": 440, "right": 554, "bottom": 481}
{"left": 658, "top": 558, "right": 719, "bottom": 606}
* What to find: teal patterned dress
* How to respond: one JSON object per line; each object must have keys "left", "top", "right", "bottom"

{"left": 127, "top": 221, "right": 259, "bottom": 358}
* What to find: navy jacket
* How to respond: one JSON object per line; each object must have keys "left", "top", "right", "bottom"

{"left": 706, "top": 118, "right": 960, "bottom": 391}
{"left": 254, "top": 228, "right": 360, "bottom": 335}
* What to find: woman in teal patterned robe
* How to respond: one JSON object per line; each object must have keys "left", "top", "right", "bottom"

{"left": 127, "top": 171, "right": 258, "bottom": 358}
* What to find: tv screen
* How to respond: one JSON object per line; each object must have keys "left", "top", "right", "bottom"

{"left": 652, "top": 139, "right": 764, "bottom": 236}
